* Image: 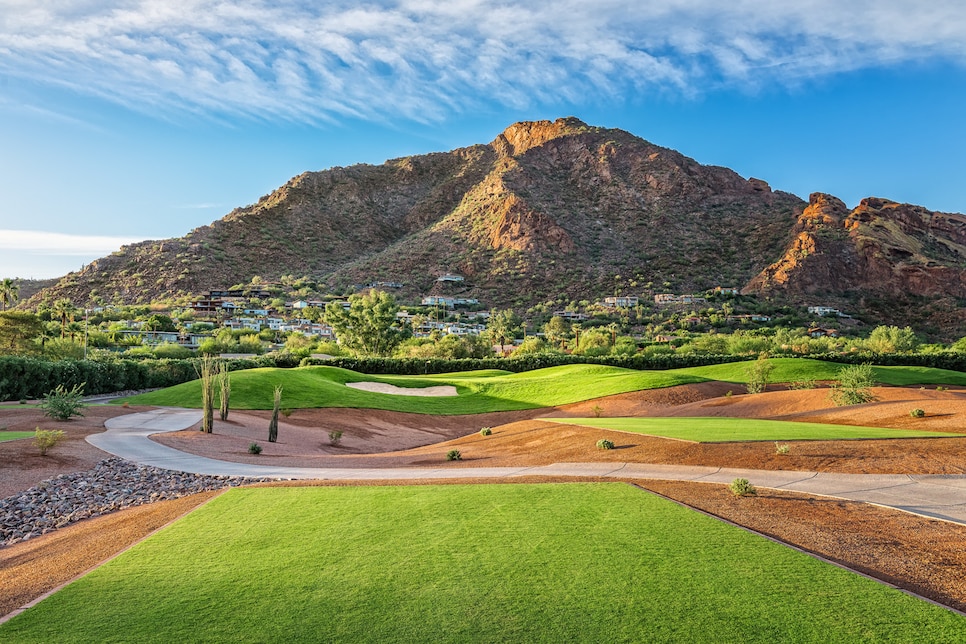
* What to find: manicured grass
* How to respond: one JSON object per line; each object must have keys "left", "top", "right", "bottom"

{"left": 116, "top": 359, "right": 966, "bottom": 413}
{"left": 3, "top": 484, "right": 963, "bottom": 643}
{"left": 678, "top": 358, "right": 966, "bottom": 386}
{"left": 548, "top": 417, "right": 966, "bottom": 442}
{"left": 0, "top": 431, "right": 34, "bottom": 442}
{"left": 119, "top": 364, "right": 708, "bottom": 413}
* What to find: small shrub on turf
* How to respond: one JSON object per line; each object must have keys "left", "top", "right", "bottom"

{"left": 910, "top": 408, "right": 925, "bottom": 418}
{"left": 596, "top": 438, "right": 615, "bottom": 450}
{"left": 729, "top": 478, "right": 757, "bottom": 497}
{"left": 446, "top": 449, "right": 462, "bottom": 461}
{"left": 248, "top": 442, "right": 262, "bottom": 455}
{"left": 328, "top": 430, "right": 343, "bottom": 445}
{"left": 479, "top": 427, "right": 492, "bottom": 436}
{"left": 34, "top": 428, "right": 66, "bottom": 456}
{"left": 41, "top": 383, "right": 87, "bottom": 421}
{"left": 775, "top": 442, "right": 790, "bottom": 455}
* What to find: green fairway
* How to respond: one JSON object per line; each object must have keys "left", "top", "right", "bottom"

{"left": 119, "top": 363, "right": 708, "bottom": 413}
{"left": 0, "top": 431, "right": 34, "bottom": 442}
{"left": 2, "top": 484, "right": 963, "bottom": 643}
{"left": 548, "top": 416, "right": 966, "bottom": 442}
{"left": 117, "top": 359, "right": 966, "bottom": 413}
{"left": 676, "top": 357, "right": 966, "bottom": 386}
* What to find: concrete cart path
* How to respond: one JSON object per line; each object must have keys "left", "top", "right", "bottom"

{"left": 89, "top": 408, "right": 966, "bottom": 526}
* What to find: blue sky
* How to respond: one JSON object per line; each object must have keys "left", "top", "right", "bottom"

{"left": 1, "top": 1, "right": 965, "bottom": 279}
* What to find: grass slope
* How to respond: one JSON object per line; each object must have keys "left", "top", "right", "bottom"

{"left": 0, "top": 431, "right": 34, "bottom": 442}
{"left": 3, "top": 484, "right": 963, "bottom": 643}
{"left": 548, "top": 417, "right": 966, "bottom": 442}
{"left": 117, "top": 359, "right": 966, "bottom": 414}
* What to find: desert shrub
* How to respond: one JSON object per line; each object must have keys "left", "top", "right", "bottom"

{"left": 788, "top": 379, "right": 817, "bottom": 390}
{"left": 328, "top": 430, "right": 343, "bottom": 445}
{"left": 41, "top": 383, "right": 87, "bottom": 421}
{"left": 446, "top": 449, "right": 462, "bottom": 461}
{"left": 775, "top": 442, "right": 790, "bottom": 455}
{"left": 829, "top": 363, "right": 878, "bottom": 406}
{"left": 34, "top": 428, "right": 66, "bottom": 455}
{"left": 745, "top": 354, "right": 773, "bottom": 394}
{"left": 479, "top": 427, "right": 492, "bottom": 436}
{"left": 910, "top": 408, "right": 925, "bottom": 418}
{"left": 596, "top": 438, "right": 615, "bottom": 450}
{"left": 248, "top": 442, "right": 262, "bottom": 454}
{"left": 592, "top": 404, "right": 604, "bottom": 418}
{"left": 729, "top": 478, "right": 757, "bottom": 497}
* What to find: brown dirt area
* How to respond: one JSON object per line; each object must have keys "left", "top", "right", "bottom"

{"left": 2, "top": 383, "right": 966, "bottom": 619}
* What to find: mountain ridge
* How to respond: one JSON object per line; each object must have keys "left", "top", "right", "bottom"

{"left": 20, "top": 117, "right": 966, "bottom": 337}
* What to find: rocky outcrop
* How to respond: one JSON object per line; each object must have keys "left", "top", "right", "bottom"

{"left": 745, "top": 193, "right": 966, "bottom": 300}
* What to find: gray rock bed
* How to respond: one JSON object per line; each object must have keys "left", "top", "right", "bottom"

{"left": 2, "top": 458, "right": 279, "bottom": 547}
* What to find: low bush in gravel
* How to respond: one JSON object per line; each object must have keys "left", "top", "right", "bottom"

{"left": 596, "top": 439, "right": 615, "bottom": 450}
{"left": 33, "top": 428, "right": 66, "bottom": 455}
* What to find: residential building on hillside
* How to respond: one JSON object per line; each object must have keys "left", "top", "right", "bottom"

{"left": 603, "top": 296, "right": 639, "bottom": 308}
{"left": 808, "top": 306, "right": 842, "bottom": 317}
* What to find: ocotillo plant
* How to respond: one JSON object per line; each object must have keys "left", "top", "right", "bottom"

{"left": 198, "top": 355, "right": 216, "bottom": 433}
{"left": 268, "top": 385, "right": 282, "bottom": 443}
{"left": 218, "top": 361, "right": 231, "bottom": 422}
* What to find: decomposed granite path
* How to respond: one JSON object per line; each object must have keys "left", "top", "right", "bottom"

{"left": 89, "top": 408, "right": 966, "bottom": 526}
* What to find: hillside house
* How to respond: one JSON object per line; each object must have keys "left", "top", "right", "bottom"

{"left": 436, "top": 273, "right": 465, "bottom": 283}
{"left": 654, "top": 293, "right": 706, "bottom": 305}
{"left": 603, "top": 296, "right": 639, "bottom": 308}
{"left": 808, "top": 327, "right": 840, "bottom": 338}
{"left": 421, "top": 295, "right": 480, "bottom": 308}
{"left": 552, "top": 310, "right": 589, "bottom": 321}
{"left": 808, "top": 306, "right": 842, "bottom": 317}
{"left": 713, "top": 286, "right": 739, "bottom": 296}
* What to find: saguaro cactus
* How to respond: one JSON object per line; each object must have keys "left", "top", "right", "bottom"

{"left": 268, "top": 385, "right": 282, "bottom": 443}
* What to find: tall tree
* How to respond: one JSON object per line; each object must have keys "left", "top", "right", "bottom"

{"left": 542, "top": 316, "right": 572, "bottom": 350}
{"left": 52, "top": 299, "right": 79, "bottom": 339}
{"left": 0, "top": 278, "right": 19, "bottom": 311}
{"left": 487, "top": 308, "right": 522, "bottom": 354}
{"left": 0, "top": 311, "right": 43, "bottom": 354}
{"left": 324, "top": 290, "right": 402, "bottom": 356}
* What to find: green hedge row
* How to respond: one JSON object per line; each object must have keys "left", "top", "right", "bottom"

{"left": 0, "top": 353, "right": 302, "bottom": 401}
{"left": 300, "top": 353, "right": 751, "bottom": 375}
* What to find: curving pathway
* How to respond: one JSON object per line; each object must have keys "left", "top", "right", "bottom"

{"left": 89, "top": 408, "right": 966, "bottom": 526}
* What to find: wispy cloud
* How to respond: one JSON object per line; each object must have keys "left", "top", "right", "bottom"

{"left": 0, "top": 230, "right": 142, "bottom": 255}
{"left": 1, "top": 1, "right": 964, "bottom": 123}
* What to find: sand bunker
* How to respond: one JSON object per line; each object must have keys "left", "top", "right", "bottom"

{"left": 346, "top": 382, "right": 458, "bottom": 397}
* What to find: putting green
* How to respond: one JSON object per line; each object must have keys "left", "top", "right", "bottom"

{"left": 547, "top": 416, "right": 966, "bottom": 442}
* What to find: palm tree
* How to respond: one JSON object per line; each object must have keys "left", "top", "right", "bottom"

{"left": 52, "top": 299, "right": 79, "bottom": 339}
{"left": 0, "top": 278, "right": 19, "bottom": 311}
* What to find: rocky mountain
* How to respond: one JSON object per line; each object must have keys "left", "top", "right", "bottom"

{"left": 21, "top": 117, "right": 966, "bottom": 336}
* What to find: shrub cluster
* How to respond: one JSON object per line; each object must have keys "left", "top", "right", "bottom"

{"left": 596, "top": 438, "right": 615, "bottom": 450}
